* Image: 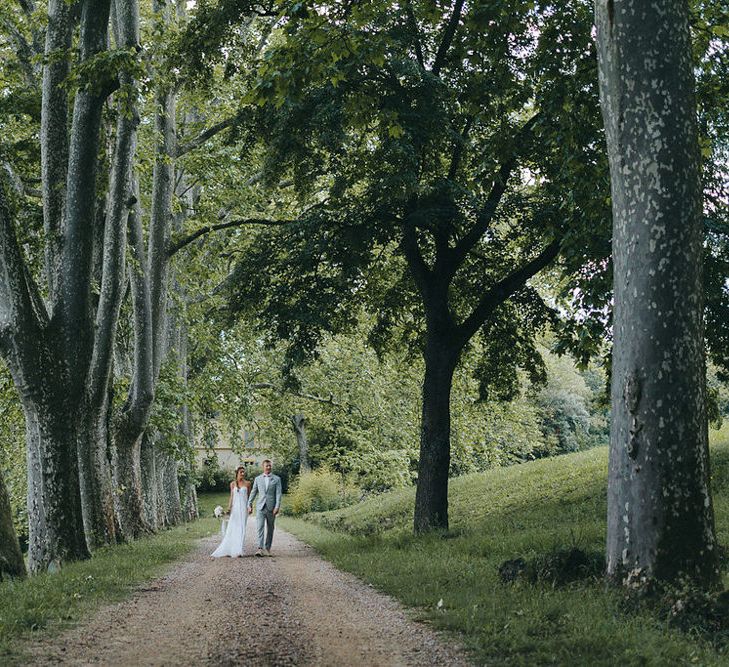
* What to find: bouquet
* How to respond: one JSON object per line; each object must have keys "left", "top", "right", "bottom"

{"left": 214, "top": 505, "right": 229, "bottom": 536}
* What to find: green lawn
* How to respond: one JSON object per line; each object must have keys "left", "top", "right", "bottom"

{"left": 0, "top": 495, "right": 229, "bottom": 664}
{"left": 280, "top": 425, "right": 729, "bottom": 666}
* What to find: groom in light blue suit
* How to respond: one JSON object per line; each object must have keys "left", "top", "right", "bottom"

{"left": 247, "top": 459, "right": 282, "bottom": 556}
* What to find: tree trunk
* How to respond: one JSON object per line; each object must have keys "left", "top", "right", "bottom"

{"left": 23, "top": 396, "right": 90, "bottom": 572}
{"left": 161, "top": 452, "right": 182, "bottom": 527}
{"left": 154, "top": 445, "right": 168, "bottom": 528}
{"left": 77, "top": 398, "right": 116, "bottom": 550}
{"left": 113, "top": 426, "right": 149, "bottom": 540}
{"left": 290, "top": 414, "right": 310, "bottom": 474}
{"left": 140, "top": 432, "right": 160, "bottom": 530}
{"left": 0, "top": 468, "right": 25, "bottom": 580}
{"left": 413, "top": 335, "right": 459, "bottom": 533}
{"left": 181, "top": 480, "right": 198, "bottom": 522}
{"left": 2, "top": 0, "right": 138, "bottom": 571}
{"left": 176, "top": 312, "right": 198, "bottom": 522}
{"left": 596, "top": 0, "right": 718, "bottom": 586}
{"left": 40, "top": 0, "right": 72, "bottom": 301}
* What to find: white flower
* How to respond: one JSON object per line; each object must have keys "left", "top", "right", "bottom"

{"left": 214, "top": 505, "right": 224, "bottom": 518}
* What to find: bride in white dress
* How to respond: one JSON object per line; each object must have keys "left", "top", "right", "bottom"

{"left": 211, "top": 466, "right": 250, "bottom": 558}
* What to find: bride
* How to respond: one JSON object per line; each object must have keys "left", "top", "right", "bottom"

{"left": 211, "top": 465, "right": 250, "bottom": 558}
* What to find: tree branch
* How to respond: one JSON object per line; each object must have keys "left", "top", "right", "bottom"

{"left": 168, "top": 217, "right": 296, "bottom": 256}
{"left": 0, "top": 179, "right": 45, "bottom": 370}
{"left": 148, "top": 67, "right": 177, "bottom": 381}
{"left": 447, "top": 115, "right": 473, "bottom": 181}
{"left": 405, "top": 0, "right": 425, "bottom": 69}
{"left": 401, "top": 210, "right": 431, "bottom": 296}
{"left": 88, "top": 0, "right": 139, "bottom": 408}
{"left": 2, "top": 17, "right": 39, "bottom": 87}
{"left": 41, "top": 0, "right": 75, "bottom": 304}
{"left": 431, "top": 0, "right": 465, "bottom": 76}
{"left": 57, "top": 0, "right": 112, "bottom": 399}
{"left": 251, "top": 383, "right": 366, "bottom": 418}
{"left": 443, "top": 113, "right": 541, "bottom": 279}
{"left": 175, "top": 112, "right": 243, "bottom": 158}
{"left": 455, "top": 237, "right": 562, "bottom": 346}
{"left": 121, "top": 177, "right": 155, "bottom": 428}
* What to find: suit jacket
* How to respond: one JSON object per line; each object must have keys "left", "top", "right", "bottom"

{"left": 248, "top": 473, "right": 282, "bottom": 512}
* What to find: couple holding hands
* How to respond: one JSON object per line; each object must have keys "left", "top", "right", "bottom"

{"left": 211, "top": 459, "right": 282, "bottom": 559}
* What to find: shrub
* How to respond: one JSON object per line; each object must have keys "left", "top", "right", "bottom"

{"left": 498, "top": 548, "right": 604, "bottom": 586}
{"left": 287, "top": 469, "right": 359, "bottom": 516}
{"left": 196, "top": 457, "right": 234, "bottom": 492}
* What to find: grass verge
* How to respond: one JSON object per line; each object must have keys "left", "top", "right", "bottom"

{"left": 280, "top": 426, "right": 729, "bottom": 666}
{"left": 0, "top": 492, "right": 229, "bottom": 664}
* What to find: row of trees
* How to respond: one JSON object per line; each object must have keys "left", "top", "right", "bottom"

{"left": 0, "top": 0, "right": 219, "bottom": 574}
{"left": 0, "top": 0, "right": 727, "bottom": 592}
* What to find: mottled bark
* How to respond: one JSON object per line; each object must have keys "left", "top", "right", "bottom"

{"left": 114, "top": 1, "right": 177, "bottom": 538}
{"left": 140, "top": 433, "right": 160, "bottom": 530}
{"left": 148, "top": 82, "right": 176, "bottom": 385}
{"left": 78, "top": 0, "right": 141, "bottom": 549}
{"left": 181, "top": 480, "right": 198, "bottom": 522}
{"left": 49, "top": 0, "right": 114, "bottom": 557}
{"left": 58, "top": 0, "right": 112, "bottom": 406}
{"left": 596, "top": 0, "right": 718, "bottom": 585}
{"left": 1, "top": 178, "right": 89, "bottom": 571}
{"left": 290, "top": 414, "right": 311, "bottom": 474}
{"left": 160, "top": 452, "right": 182, "bottom": 527}
{"left": 77, "top": 400, "right": 116, "bottom": 549}
{"left": 2, "top": 0, "right": 153, "bottom": 568}
{"left": 22, "top": 396, "right": 90, "bottom": 572}
{"left": 0, "top": 468, "right": 25, "bottom": 580}
{"left": 40, "top": 0, "right": 73, "bottom": 300}
{"left": 173, "top": 310, "right": 196, "bottom": 522}
{"left": 113, "top": 424, "right": 149, "bottom": 539}
{"left": 125, "top": 182, "right": 155, "bottom": 429}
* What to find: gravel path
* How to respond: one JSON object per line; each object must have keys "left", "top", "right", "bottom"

{"left": 24, "top": 527, "right": 471, "bottom": 666}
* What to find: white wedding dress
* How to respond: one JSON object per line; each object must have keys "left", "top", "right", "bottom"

{"left": 211, "top": 484, "right": 248, "bottom": 558}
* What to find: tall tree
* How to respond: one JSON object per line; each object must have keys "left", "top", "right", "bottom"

{"left": 596, "top": 0, "right": 719, "bottom": 585}
{"left": 0, "top": 0, "right": 128, "bottom": 571}
{"left": 200, "top": 0, "right": 608, "bottom": 532}
{"left": 0, "top": 0, "right": 207, "bottom": 567}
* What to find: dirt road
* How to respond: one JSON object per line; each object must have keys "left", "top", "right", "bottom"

{"left": 25, "top": 528, "right": 471, "bottom": 666}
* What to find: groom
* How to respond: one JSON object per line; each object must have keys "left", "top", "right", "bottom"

{"left": 248, "top": 459, "right": 282, "bottom": 557}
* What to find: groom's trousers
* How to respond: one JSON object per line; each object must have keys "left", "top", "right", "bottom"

{"left": 256, "top": 506, "right": 275, "bottom": 550}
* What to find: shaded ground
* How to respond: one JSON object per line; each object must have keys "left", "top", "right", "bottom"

{"left": 23, "top": 528, "right": 470, "bottom": 666}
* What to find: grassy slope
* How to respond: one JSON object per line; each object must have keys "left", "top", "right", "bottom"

{"left": 281, "top": 425, "right": 729, "bottom": 666}
{"left": 0, "top": 492, "right": 229, "bottom": 663}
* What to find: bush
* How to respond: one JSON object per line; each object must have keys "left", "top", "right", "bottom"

{"left": 196, "top": 457, "right": 234, "bottom": 492}
{"left": 271, "top": 461, "right": 293, "bottom": 493}
{"left": 498, "top": 548, "right": 604, "bottom": 586}
{"left": 287, "top": 469, "right": 359, "bottom": 516}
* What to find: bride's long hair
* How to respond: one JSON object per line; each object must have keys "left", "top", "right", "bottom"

{"left": 234, "top": 466, "right": 246, "bottom": 486}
